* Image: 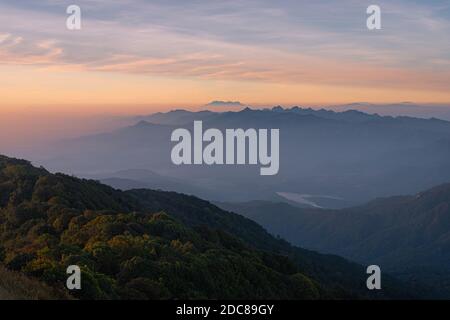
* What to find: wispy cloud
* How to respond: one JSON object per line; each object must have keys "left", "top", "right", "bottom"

{"left": 1, "top": 0, "right": 450, "bottom": 92}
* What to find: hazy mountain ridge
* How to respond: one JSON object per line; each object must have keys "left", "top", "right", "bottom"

{"left": 36, "top": 106, "right": 450, "bottom": 207}
{"left": 84, "top": 168, "right": 217, "bottom": 199}
{"left": 217, "top": 183, "right": 450, "bottom": 297}
{"left": 333, "top": 103, "right": 450, "bottom": 121}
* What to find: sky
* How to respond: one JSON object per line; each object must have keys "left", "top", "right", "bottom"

{"left": 1, "top": 0, "right": 450, "bottom": 115}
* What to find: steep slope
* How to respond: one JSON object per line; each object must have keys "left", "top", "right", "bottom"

{"left": 84, "top": 168, "right": 216, "bottom": 200}
{"left": 0, "top": 155, "right": 414, "bottom": 299}
{"left": 217, "top": 185, "right": 450, "bottom": 297}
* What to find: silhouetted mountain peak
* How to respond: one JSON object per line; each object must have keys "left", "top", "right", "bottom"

{"left": 240, "top": 107, "right": 253, "bottom": 112}
{"left": 272, "top": 106, "right": 284, "bottom": 112}
{"left": 206, "top": 100, "right": 244, "bottom": 107}
{"left": 134, "top": 120, "right": 152, "bottom": 127}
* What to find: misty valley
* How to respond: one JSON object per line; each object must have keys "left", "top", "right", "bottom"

{"left": 28, "top": 106, "right": 450, "bottom": 207}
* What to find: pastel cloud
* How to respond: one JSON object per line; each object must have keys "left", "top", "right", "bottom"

{"left": 1, "top": 0, "right": 450, "bottom": 106}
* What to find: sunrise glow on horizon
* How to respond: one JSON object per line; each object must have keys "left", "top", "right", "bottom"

{"left": 1, "top": 0, "right": 450, "bottom": 115}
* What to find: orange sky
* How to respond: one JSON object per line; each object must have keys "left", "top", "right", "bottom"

{"left": 2, "top": 64, "right": 450, "bottom": 115}
{"left": 1, "top": 1, "right": 450, "bottom": 115}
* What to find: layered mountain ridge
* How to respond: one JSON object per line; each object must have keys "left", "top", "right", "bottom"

{"left": 36, "top": 107, "right": 450, "bottom": 207}
{"left": 218, "top": 183, "right": 450, "bottom": 297}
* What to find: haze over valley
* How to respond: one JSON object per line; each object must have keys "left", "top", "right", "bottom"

{"left": 16, "top": 105, "right": 450, "bottom": 209}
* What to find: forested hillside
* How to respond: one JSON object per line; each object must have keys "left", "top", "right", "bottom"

{"left": 0, "top": 265, "right": 69, "bottom": 299}
{"left": 0, "top": 155, "right": 415, "bottom": 299}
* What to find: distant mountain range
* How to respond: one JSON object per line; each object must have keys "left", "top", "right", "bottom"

{"left": 205, "top": 100, "right": 245, "bottom": 108}
{"left": 37, "top": 106, "right": 450, "bottom": 207}
{"left": 217, "top": 183, "right": 450, "bottom": 297}
{"left": 333, "top": 102, "right": 450, "bottom": 121}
